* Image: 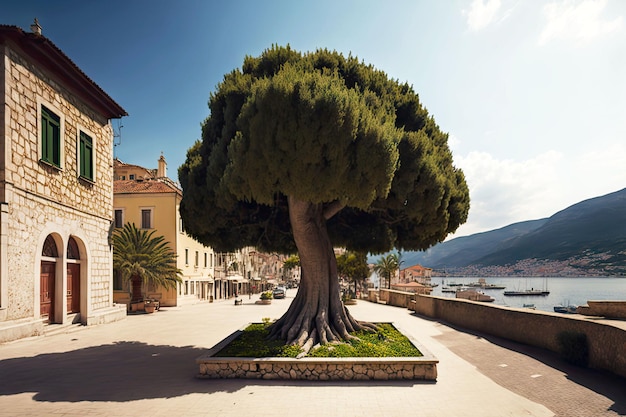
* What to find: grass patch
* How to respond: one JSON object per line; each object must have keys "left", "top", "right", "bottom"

{"left": 214, "top": 322, "right": 422, "bottom": 358}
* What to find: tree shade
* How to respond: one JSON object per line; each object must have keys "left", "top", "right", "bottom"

{"left": 179, "top": 45, "right": 470, "bottom": 351}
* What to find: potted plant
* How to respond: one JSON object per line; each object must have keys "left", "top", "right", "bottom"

{"left": 144, "top": 299, "right": 157, "bottom": 313}
{"left": 256, "top": 290, "right": 273, "bottom": 305}
{"left": 342, "top": 292, "right": 357, "bottom": 305}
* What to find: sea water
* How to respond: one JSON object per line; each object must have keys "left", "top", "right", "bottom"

{"left": 431, "top": 276, "right": 626, "bottom": 313}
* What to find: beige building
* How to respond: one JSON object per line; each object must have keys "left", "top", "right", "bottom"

{"left": 113, "top": 156, "right": 219, "bottom": 306}
{"left": 400, "top": 264, "right": 433, "bottom": 286}
{"left": 0, "top": 22, "right": 127, "bottom": 342}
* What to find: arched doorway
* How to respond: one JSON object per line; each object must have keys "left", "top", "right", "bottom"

{"left": 40, "top": 235, "right": 58, "bottom": 322}
{"left": 66, "top": 237, "right": 81, "bottom": 314}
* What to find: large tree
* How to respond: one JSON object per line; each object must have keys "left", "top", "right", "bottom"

{"left": 179, "top": 45, "right": 469, "bottom": 352}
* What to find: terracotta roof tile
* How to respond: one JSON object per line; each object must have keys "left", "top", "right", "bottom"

{"left": 114, "top": 179, "right": 181, "bottom": 195}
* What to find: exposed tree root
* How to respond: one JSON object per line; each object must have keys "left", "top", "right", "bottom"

{"left": 273, "top": 196, "right": 379, "bottom": 355}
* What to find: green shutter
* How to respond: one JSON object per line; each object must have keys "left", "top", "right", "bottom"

{"left": 41, "top": 106, "right": 61, "bottom": 167}
{"left": 79, "top": 131, "right": 93, "bottom": 180}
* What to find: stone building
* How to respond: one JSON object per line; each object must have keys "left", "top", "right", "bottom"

{"left": 0, "top": 21, "right": 127, "bottom": 342}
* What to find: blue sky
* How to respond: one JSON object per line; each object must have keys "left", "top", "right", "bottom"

{"left": 4, "top": 0, "right": 626, "bottom": 238}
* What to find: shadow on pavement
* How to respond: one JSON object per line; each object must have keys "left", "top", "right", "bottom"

{"left": 0, "top": 341, "right": 430, "bottom": 403}
{"left": 427, "top": 317, "right": 626, "bottom": 416}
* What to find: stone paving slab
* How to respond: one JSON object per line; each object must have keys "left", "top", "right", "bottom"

{"left": 0, "top": 294, "right": 623, "bottom": 416}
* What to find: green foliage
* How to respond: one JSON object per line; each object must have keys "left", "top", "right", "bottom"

{"left": 260, "top": 291, "right": 273, "bottom": 300}
{"left": 215, "top": 323, "right": 421, "bottom": 358}
{"left": 337, "top": 251, "right": 370, "bottom": 294}
{"left": 179, "top": 45, "right": 469, "bottom": 254}
{"left": 556, "top": 331, "right": 589, "bottom": 367}
{"left": 307, "top": 323, "right": 421, "bottom": 358}
{"left": 283, "top": 255, "right": 300, "bottom": 270}
{"left": 215, "top": 323, "right": 303, "bottom": 358}
{"left": 112, "top": 223, "right": 182, "bottom": 291}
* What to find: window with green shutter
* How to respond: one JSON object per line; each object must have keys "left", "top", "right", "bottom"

{"left": 41, "top": 106, "right": 61, "bottom": 167}
{"left": 79, "top": 131, "right": 94, "bottom": 181}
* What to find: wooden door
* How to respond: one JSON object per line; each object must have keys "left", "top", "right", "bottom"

{"left": 40, "top": 261, "right": 55, "bottom": 322}
{"left": 67, "top": 263, "right": 80, "bottom": 313}
{"left": 131, "top": 275, "right": 143, "bottom": 302}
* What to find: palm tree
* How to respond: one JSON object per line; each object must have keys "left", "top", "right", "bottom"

{"left": 373, "top": 253, "right": 399, "bottom": 289}
{"left": 113, "top": 222, "right": 182, "bottom": 303}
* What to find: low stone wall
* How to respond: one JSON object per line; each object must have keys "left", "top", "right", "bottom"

{"left": 369, "top": 289, "right": 415, "bottom": 308}
{"left": 580, "top": 300, "right": 626, "bottom": 319}
{"left": 197, "top": 323, "right": 438, "bottom": 381}
{"left": 411, "top": 294, "right": 626, "bottom": 379}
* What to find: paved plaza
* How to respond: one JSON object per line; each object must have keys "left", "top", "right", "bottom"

{"left": 1, "top": 293, "right": 625, "bottom": 417}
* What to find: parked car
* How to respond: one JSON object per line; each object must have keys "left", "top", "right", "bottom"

{"left": 273, "top": 286, "right": 286, "bottom": 299}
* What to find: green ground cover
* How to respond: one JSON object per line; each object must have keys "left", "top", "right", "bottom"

{"left": 215, "top": 322, "right": 423, "bottom": 358}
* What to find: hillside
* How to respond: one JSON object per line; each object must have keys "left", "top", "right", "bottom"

{"left": 475, "top": 188, "right": 626, "bottom": 274}
{"left": 396, "top": 219, "right": 547, "bottom": 268}
{"left": 372, "top": 188, "right": 626, "bottom": 276}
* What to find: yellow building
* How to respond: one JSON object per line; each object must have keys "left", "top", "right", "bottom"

{"left": 113, "top": 156, "right": 216, "bottom": 307}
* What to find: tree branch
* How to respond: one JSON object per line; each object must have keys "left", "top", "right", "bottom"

{"left": 323, "top": 200, "right": 345, "bottom": 220}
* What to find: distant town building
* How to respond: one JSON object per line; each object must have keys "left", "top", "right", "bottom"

{"left": 400, "top": 264, "right": 433, "bottom": 286}
{"left": 0, "top": 21, "right": 127, "bottom": 342}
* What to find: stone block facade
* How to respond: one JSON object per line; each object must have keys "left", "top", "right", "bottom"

{"left": 0, "top": 24, "right": 127, "bottom": 342}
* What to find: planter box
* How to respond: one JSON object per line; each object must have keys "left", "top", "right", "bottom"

{"left": 196, "top": 323, "right": 438, "bottom": 381}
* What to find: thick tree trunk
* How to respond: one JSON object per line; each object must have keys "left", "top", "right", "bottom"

{"left": 269, "top": 196, "right": 375, "bottom": 353}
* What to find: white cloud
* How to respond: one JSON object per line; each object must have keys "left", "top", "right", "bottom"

{"left": 464, "top": 0, "right": 502, "bottom": 31}
{"left": 539, "top": 0, "right": 623, "bottom": 46}
{"left": 448, "top": 142, "right": 626, "bottom": 238}
{"left": 452, "top": 150, "right": 563, "bottom": 235}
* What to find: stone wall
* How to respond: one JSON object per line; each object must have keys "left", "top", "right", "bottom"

{"left": 411, "top": 294, "right": 626, "bottom": 379}
{"left": 197, "top": 324, "right": 439, "bottom": 381}
{"left": 579, "top": 300, "right": 626, "bottom": 319}
{"left": 0, "top": 43, "right": 122, "bottom": 340}
{"left": 198, "top": 357, "right": 437, "bottom": 381}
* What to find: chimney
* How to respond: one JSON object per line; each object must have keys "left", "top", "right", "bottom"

{"left": 157, "top": 153, "right": 167, "bottom": 178}
{"left": 30, "top": 18, "right": 42, "bottom": 35}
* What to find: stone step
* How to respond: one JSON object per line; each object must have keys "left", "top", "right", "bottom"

{"left": 43, "top": 322, "right": 84, "bottom": 337}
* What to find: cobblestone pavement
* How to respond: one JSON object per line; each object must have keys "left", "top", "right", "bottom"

{"left": 0, "top": 294, "right": 624, "bottom": 417}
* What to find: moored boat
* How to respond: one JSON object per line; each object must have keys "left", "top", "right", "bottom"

{"left": 553, "top": 304, "right": 578, "bottom": 314}
{"left": 467, "top": 278, "right": 506, "bottom": 290}
{"left": 504, "top": 289, "right": 549, "bottom": 296}
{"left": 456, "top": 289, "right": 495, "bottom": 302}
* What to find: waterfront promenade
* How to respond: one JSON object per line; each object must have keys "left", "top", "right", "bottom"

{"left": 0, "top": 294, "right": 624, "bottom": 417}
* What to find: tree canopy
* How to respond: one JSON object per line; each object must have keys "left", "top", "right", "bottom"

{"left": 179, "top": 45, "right": 469, "bottom": 256}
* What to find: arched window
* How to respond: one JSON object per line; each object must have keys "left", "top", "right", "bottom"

{"left": 67, "top": 237, "right": 80, "bottom": 260}
{"left": 42, "top": 235, "right": 58, "bottom": 257}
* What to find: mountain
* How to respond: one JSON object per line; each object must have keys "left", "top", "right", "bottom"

{"left": 475, "top": 188, "right": 626, "bottom": 270}
{"left": 371, "top": 188, "right": 626, "bottom": 276}
{"left": 395, "top": 219, "right": 548, "bottom": 268}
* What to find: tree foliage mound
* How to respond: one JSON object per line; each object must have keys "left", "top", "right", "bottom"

{"left": 179, "top": 45, "right": 469, "bottom": 352}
